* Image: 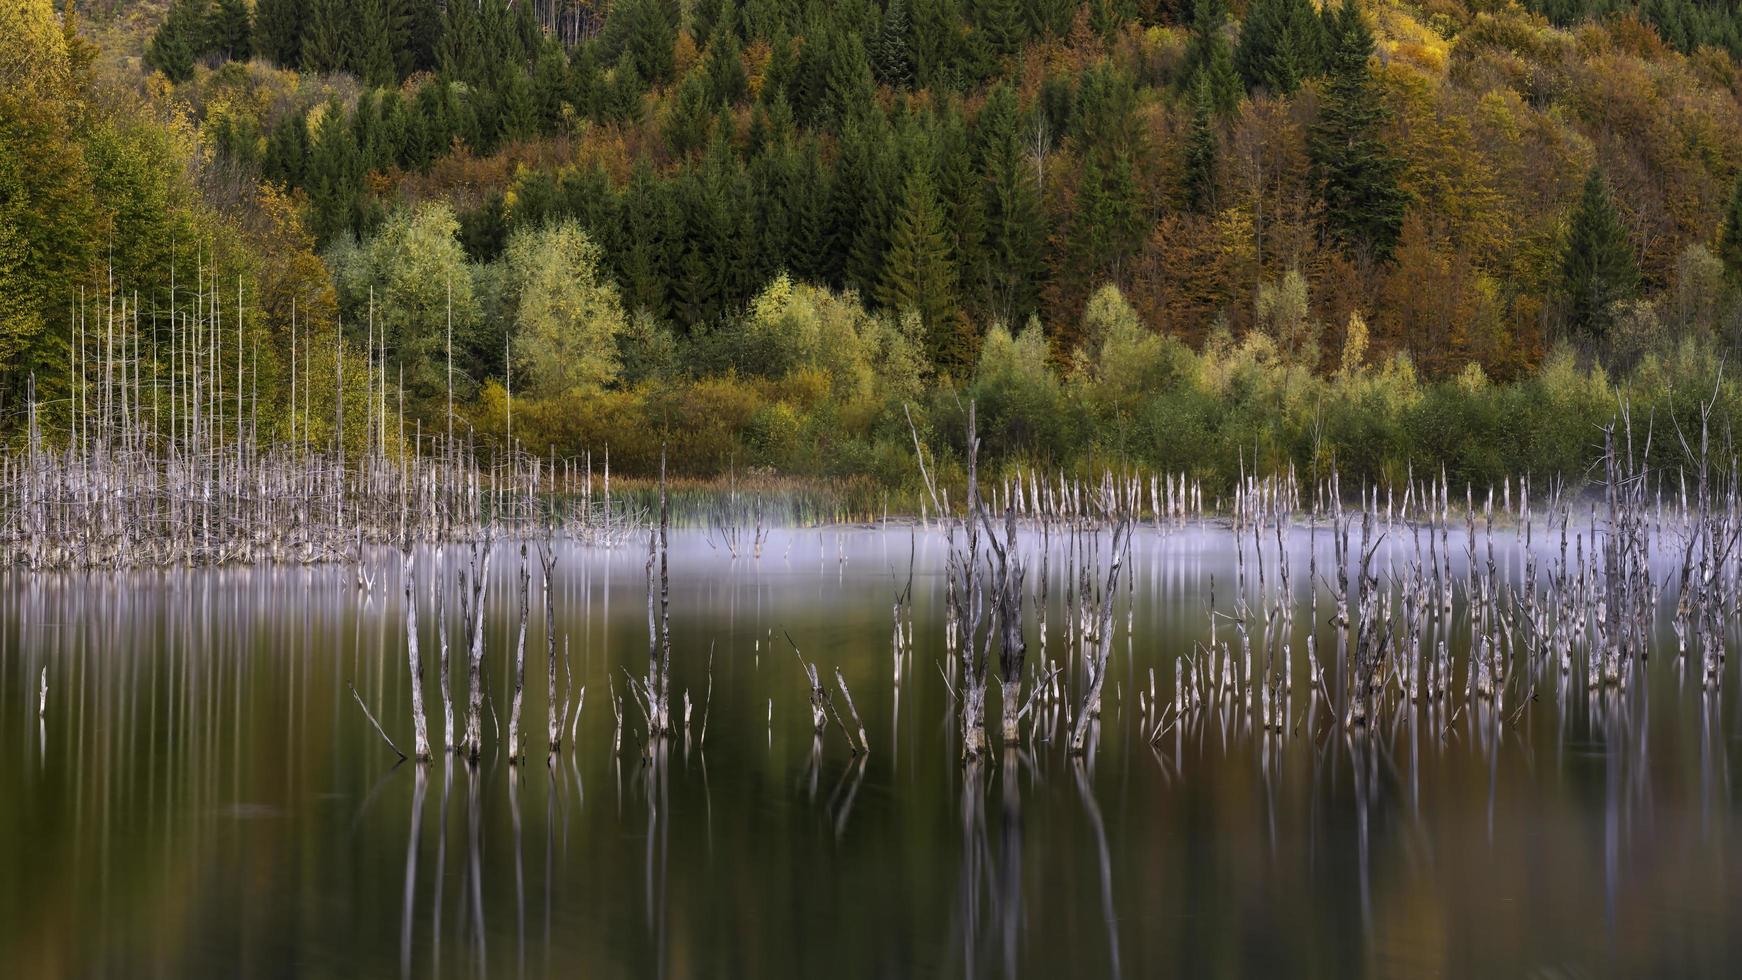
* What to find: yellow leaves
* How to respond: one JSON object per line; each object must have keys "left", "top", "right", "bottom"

{"left": 0, "top": 0, "right": 71, "bottom": 104}
{"left": 744, "top": 39, "right": 772, "bottom": 101}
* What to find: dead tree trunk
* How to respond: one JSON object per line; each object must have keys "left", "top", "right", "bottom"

{"left": 402, "top": 544, "right": 431, "bottom": 761}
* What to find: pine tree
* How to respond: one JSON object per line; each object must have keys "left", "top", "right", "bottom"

{"left": 788, "top": 139, "right": 834, "bottom": 283}
{"left": 255, "top": 0, "right": 306, "bottom": 68}
{"left": 1719, "top": 172, "right": 1742, "bottom": 282}
{"left": 825, "top": 31, "right": 879, "bottom": 127}
{"left": 1071, "top": 150, "right": 1145, "bottom": 284}
{"left": 1309, "top": 0, "right": 1407, "bottom": 259}
{"left": 616, "top": 161, "right": 679, "bottom": 322}
{"left": 833, "top": 112, "right": 899, "bottom": 292}
{"left": 438, "top": 0, "right": 481, "bottom": 81}
{"left": 1184, "top": 71, "right": 1218, "bottom": 213}
{"left": 1560, "top": 167, "right": 1639, "bottom": 340}
{"left": 879, "top": 160, "right": 964, "bottom": 366}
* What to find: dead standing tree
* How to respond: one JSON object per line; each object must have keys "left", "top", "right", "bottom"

{"left": 1069, "top": 477, "right": 1134, "bottom": 755}
{"left": 401, "top": 538, "right": 431, "bottom": 761}
{"left": 460, "top": 533, "right": 496, "bottom": 760}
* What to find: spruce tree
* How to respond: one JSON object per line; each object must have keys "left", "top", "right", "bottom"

{"left": 255, "top": 0, "right": 307, "bottom": 68}
{"left": 356, "top": 0, "right": 399, "bottom": 87}
{"left": 495, "top": 65, "right": 537, "bottom": 144}
{"left": 439, "top": 0, "right": 485, "bottom": 83}
{"left": 1560, "top": 167, "right": 1640, "bottom": 340}
{"left": 1234, "top": 0, "right": 1327, "bottom": 94}
{"left": 301, "top": 0, "right": 354, "bottom": 75}
{"left": 976, "top": 0, "right": 1029, "bottom": 60}
{"left": 307, "top": 100, "right": 364, "bottom": 245}
{"left": 532, "top": 39, "right": 572, "bottom": 131}
{"left": 405, "top": 0, "right": 444, "bottom": 75}
{"left": 1309, "top": 0, "right": 1407, "bottom": 259}
{"left": 1718, "top": 172, "right": 1742, "bottom": 282}
{"left": 879, "top": 160, "right": 964, "bottom": 366}
{"left": 664, "top": 74, "right": 716, "bottom": 157}
{"left": 703, "top": 12, "right": 749, "bottom": 106}
{"left": 873, "top": 0, "right": 914, "bottom": 88}
{"left": 1184, "top": 71, "right": 1219, "bottom": 213}
{"left": 1183, "top": 0, "right": 1241, "bottom": 114}
{"left": 145, "top": 0, "right": 209, "bottom": 83}
{"left": 210, "top": 0, "right": 253, "bottom": 61}
{"left": 977, "top": 84, "right": 1045, "bottom": 324}
{"left": 263, "top": 112, "right": 312, "bottom": 188}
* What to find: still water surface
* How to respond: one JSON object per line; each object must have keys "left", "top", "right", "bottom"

{"left": 2, "top": 527, "right": 1739, "bottom": 978}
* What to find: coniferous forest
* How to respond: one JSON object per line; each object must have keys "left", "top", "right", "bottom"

{"left": 11, "top": 0, "right": 1742, "bottom": 493}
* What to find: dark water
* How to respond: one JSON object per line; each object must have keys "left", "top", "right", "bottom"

{"left": 2, "top": 526, "right": 1739, "bottom": 978}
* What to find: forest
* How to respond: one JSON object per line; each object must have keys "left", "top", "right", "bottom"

{"left": 8, "top": 0, "right": 1742, "bottom": 494}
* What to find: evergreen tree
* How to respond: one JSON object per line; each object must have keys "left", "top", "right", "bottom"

{"left": 703, "top": 9, "right": 749, "bottom": 106}
{"left": 833, "top": 111, "right": 899, "bottom": 292}
{"left": 301, "top": 0, "right": 354, "bottom": 75}
{"left": 1309, "top": 0, "right": 1407, "bottom": 259}
{"left": 496, "top": 64, "right": 537, "bottom": 144}
{"left": 1183, "top": 0, "right": 1241, "bottom": 114}
{"left": 404, "top": 0, "right": 444, "bottom": 75}
{"left": 1719, "top": 171, "right": 1742, "bottom": 282}
{"left": 307, "top": 100, "right": 364, "bottom": 245}
{"left": 873, "top": 0, "right": 914, "bottom": 87}
{"left": 1234, "top": 0, "right": 1327, "bottom": 94}
{"left": 976, "top": 0, "right": 1029, "bottom": 60}
{"left": 788, "top": 139, "right": 834, "bottom": 283}
{"left": 263, "top": 112, "right": 312, "bottom": 188}
{"left": 1027, "top": 0, "right": 1075, "bottom": 38}
{"left": 1184, "top": 71, "right": 1218, "bottom": 213}
{"left": 879, "top": 159, "right": 964, "bottom": 365}
{"left": 1070, "top": 151, "right": 1145, "bottom": 284}
{"left": 825, "top": 31, "right": 879, "bottom": 127}
{"left": 355, "top": 0, "right": 399, "bottom": 87}
{"left": 209, "top": 0, "right": 253, "bottom": 61}
{"left": 1560, "top": 167, "right": 1639, "bottom": 340}
{"left": 664, "top": 74, "right": 716, "bottom": 156}
{"left": 618, "top": 0, "right": 678, "bottom": 85}
{"left": 255, "top": 0, "right": 306, "bottom": 68}
{"left": 977, "top": 84, "right": 1045, "bottom": 325}
{"left": 617, "top": 160, "right": 678, "bottom": 322}
{"left": 532, "top": 39, "right": 573, "bottom": 131}
{"left": 935, "top": 105, "right": 988, "bottom": 318}
{"left": 145, "top": 0, "right": 209, "bottom": 83}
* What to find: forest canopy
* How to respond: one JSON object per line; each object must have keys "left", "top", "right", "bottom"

{"left": 8, "top": 0, "right": 1742, "bottom": 495}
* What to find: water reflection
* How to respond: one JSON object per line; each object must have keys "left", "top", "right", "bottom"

{"left": 1, "top": 528, "right": 1740, "bottom": 977}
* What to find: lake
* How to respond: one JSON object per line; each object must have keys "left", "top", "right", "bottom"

{"left": 3, "top": 523, "right": 1739, "bottom": 978}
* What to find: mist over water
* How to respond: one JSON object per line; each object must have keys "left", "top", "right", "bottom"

{"left": 3, "top": 526, "right": 1740, "bottom": 978}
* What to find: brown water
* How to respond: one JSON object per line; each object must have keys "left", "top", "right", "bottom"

{"left": 2, "top": 527, "right": 1739, "bottom": 978}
